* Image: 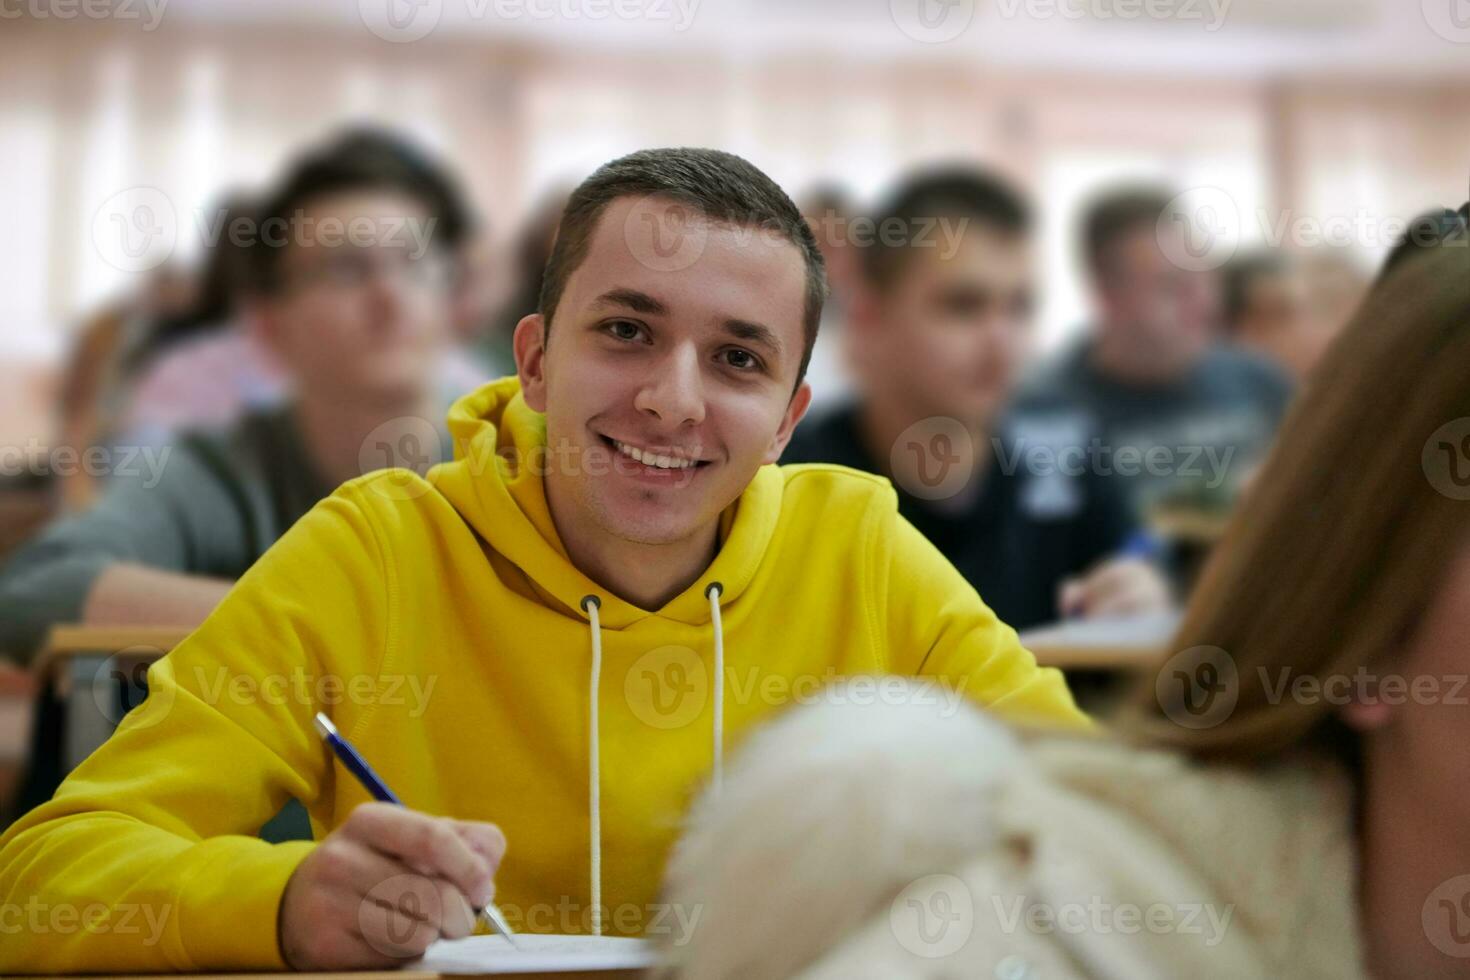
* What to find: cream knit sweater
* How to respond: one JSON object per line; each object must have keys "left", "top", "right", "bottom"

{"left": 658, "top": 681, "right": 1366, "bottom": 979}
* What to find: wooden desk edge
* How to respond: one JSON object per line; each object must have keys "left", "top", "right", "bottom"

{"left": 1028, "top": 644, "right": 1165, "bottom": 671}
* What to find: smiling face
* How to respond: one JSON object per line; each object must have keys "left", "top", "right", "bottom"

{"left": 517, "top": 196, "right": 812, "bottom": 548}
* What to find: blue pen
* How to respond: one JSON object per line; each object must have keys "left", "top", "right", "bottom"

{"left": 313, "top": 712, "right": 518, "bottom": 948}
{"left": 1119, "top": 529, "right": 1163, "bottom": 562}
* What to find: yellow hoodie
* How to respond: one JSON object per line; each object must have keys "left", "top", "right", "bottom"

{"left": 0, "top": 377, "right": 1086, "bottom": 973}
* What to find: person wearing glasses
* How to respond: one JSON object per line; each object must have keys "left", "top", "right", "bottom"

{"left": 0, "top": 129, "right": 473, "bottom": 663}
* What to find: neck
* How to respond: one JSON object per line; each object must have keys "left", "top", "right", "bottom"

{"left": 294, "top": 389, "right": 440, "bottom": 489}
{"left": 545, "top": 481, "right": 721, "bottom": 612}
{"left": 1090, "top": 324, "right": 1195, "bottom": 385}
{"left": 1358, "top": 751, "right": 1470, "bottom": 978}
{"left": 856, "top": 392, "right": 992, "bottom": 513}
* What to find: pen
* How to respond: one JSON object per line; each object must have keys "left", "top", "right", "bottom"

{"left": 312, "top": 712, "right": 519, "bottom": 949}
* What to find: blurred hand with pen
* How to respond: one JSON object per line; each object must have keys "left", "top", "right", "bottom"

{"left": 1057, "top": 531, "right": 1173, "bottom": 619}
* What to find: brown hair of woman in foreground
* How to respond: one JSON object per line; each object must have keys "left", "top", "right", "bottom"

{"left": 1124, "top": 238, "right": 1470, "bottom": 762}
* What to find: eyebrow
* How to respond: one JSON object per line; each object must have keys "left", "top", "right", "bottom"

{"left": 591, "top": 288, "right": 668, "bottom": 316}
{"left": 591, "top": 286, "right": 786, "bottom": 360}
{"left": 721, "top": 318, "right": 785, "bottom": 359}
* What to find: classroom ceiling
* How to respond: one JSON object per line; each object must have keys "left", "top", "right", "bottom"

{"left": 34, "top": 0, "right": 1470, "bottom": 79}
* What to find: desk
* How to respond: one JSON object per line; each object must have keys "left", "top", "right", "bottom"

{"left": 1019, "top": 611, "right": 1179, "bottom": 671}
{"left": 35, "top": 625, "right": 188, "bottom": 770}
{"left": 55, "top": 972, "right": 639, "bottom": 980}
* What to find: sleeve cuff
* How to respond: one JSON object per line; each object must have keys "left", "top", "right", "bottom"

{"left": 175, "top": 836, "right": 317, "bottom": 970}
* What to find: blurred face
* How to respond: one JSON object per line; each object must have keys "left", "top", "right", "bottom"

{"left": 253, "top": 190, "right": 452, "bottom": 405}
{"left": 518, "top": 196, "right": 811, "bottom": 547}
{"left": 1095, "top": 225, "right": 1219, "bottom": 369}
{"left": 1235, "top": 268, "right": 1327, "bottom": 379}
{"left": 851, "top": 226, "right": 1032, "bottom": 426}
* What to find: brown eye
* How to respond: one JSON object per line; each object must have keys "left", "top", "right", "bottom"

{"left": 723, "top": 349, "right": 758, "bottom": 370}
{"left": 607, "top": 320, "right": 644, "bottom": 342}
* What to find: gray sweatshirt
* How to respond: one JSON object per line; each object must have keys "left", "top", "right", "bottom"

{"left": 0, "top": 408, "right": 334, "bottom": 662}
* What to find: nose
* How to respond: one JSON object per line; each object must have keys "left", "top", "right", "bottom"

{"left": 634, "top": 344, "right": 706, "bottom": 428}
{"left": 366, "top": 261, "right": 411, "bottom": 329}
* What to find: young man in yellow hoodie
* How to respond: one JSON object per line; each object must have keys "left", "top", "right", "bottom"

{"left": 0, "top": 148, "right": 1086, "bottom": 973}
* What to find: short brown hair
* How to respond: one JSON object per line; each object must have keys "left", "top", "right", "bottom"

{"left": 1081, "top": 186, "right": 1174, "bottom": 280}
{"left": 537, "top": 147, "right": 827, "bottom": 385}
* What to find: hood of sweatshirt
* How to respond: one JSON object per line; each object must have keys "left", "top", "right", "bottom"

{"left": 429, "top": 375, "right": 783, "bottom": 934}
{"left": 430, "top": 376, "right": 781, "bottom": 631}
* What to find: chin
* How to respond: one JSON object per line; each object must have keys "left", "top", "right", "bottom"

{"left": 590, "top": 495, "right": 703, "bottom": 547}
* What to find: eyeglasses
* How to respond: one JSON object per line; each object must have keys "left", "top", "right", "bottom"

{"left": 282, "top": 247, "right": 454, "bottom": 294}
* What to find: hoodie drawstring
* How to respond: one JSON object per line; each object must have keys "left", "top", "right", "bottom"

{"left": 580, "top": 584, "right": 724, "bottom": 937}
{"left": 705, "top": 582, "right": 725, "bottom": 795}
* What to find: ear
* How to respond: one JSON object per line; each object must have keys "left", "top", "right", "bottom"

{"left": 514, "top": 313, "right": 549, "bottom": 412}
{"left": 762, "top": 381, "right": 813, "bottom": 465}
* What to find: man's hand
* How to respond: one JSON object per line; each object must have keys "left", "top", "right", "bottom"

{"left": 1057, "top": 557, "right": 1171, "bottom": 619}
{"left": 278, "top": 802, "right": 507, "bottom": 970}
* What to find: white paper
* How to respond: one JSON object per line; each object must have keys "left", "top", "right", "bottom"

{"left": 411, "top": 934, "right": 660, "bottom": 974}
{"left": 1019, "top": 610, "right": 1180, "bottom": 649}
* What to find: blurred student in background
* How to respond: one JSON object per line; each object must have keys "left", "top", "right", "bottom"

{"left": 797, "top": 184, "right": 859, "bottom": 410}
{"left": 474, "top": 186, "right": 569, "bottom": 378}
{"left": 1224, "top": 247, "right": 1366, "bottom": 382}
{"left": 1013, "top": 186, "right": 1293, "bottom": 523}
{"left": 0, "top": 127, "right": 471, "bottom": 663}
{"left": 664, "top": 227, "right": 1470, "bottom": 980}
{"left": 52, "top": 262, "right": 198, "bottom": 512}
{"left": 114, "top": 194, "right": 287, "bottom": 449}
{"left": 784, "top": 168, "right": 1168, "bottom": 629}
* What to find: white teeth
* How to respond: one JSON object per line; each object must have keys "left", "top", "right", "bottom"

{"left": 612, "top": 440, "right": 697, "bottom": 470}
